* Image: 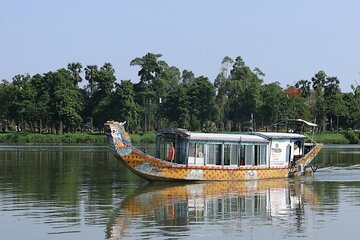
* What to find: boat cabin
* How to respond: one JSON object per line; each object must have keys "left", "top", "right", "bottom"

{"left": 156, "top": 129, "right": 307, "bottom": 168}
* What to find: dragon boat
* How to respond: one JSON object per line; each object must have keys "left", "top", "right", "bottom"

{"left": 104, "top": 121, "right": 322, "bottom": 181}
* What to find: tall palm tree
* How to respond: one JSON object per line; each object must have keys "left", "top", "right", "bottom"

{"left": 67, "top": 62, "right": 83, "bottom": 87}
{"left": 85, "top": 65, "right": 98, "bottom": 93}
{"left": 100, "top": 62, "right": 115, "bottom": 74}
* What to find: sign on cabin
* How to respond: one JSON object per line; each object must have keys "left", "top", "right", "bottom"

{"left": 270, "top": 141, "right": 291, "bottom": 166}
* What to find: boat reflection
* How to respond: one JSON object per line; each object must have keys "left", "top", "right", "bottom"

{"left": 107, "top": 179, "right": 320, "bottom": 239}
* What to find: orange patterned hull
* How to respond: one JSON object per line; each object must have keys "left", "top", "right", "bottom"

{"left": 117, "top": 148, "right": 291, "bottom": 181}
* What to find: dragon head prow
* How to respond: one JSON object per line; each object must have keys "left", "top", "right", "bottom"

{"left": 104, "top": 120, "right": 132, "bottom": 156}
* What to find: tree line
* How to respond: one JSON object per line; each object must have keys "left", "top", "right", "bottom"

{"left": 1, "top": 53, "right": 359, "bottom": 134}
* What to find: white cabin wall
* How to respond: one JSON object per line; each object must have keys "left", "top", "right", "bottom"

{"left": 269, "top": 141, "right": 290, "bottom": 166}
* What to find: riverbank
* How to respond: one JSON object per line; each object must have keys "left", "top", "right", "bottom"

{"left": 0, "top": 132, "right": 157, "bottom": 144}
{"left": 0, "top": 131, "right": 358, "bottom": 144}
{"left": 311, "top": 132, "right": 349, "bottom": 144}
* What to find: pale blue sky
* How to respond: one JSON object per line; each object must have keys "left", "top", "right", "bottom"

{"left": 1, "top": 0, "right": 359, "bottom": 92}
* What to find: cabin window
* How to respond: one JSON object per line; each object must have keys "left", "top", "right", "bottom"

{"left": 176, "top": 139, "right": 188, "bottom": 164}
{"left": 206, "top": 144, "right": 215, "bottom": 165}
{"left": 207, "top": 144, "right": 221, "bottom": 165}
{"left": 224, "top": 144, "right": 238, "bottom": 166}
{"left": 188, "top": 143, "right": 205, "bottom": 165}
{"left": 197, "top": 144, "right": 204, "bottom": 159}
{"left": 157, "top": 137, "right": 170, "bottom": 160}
{"left": 244, "top": 145, "right": 254, "bottom": 166}
{"left": 241, "top": 144, "right": 267, "bottom": 166}
{"left": 255, "top": 145, "right": 267, "bottom": 166}
{"left": 240, "top": 145, "right": 245, "bottom": 166}
{"left": 189, "top": 143, "right": 196, "bottom": 158}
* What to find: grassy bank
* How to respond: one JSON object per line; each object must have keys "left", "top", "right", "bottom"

{"left": 0, "top": 131, "right": 358, "bottom": 145}
{"left": 0, "top": 131, "right": 157, "bottom": 144}
{"left": 0, "top": 132, "right": 108, "bottom": 144}
{"left": 310, "top": 132, "right": 350, "bottom": 144}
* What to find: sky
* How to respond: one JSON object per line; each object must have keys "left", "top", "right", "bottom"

{"left": 1, "top": 0, "right": 360, "bottom": 92}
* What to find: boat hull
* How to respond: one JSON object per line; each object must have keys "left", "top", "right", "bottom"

{"left": 116, "top": 148, "right": 291, "bottom": 181}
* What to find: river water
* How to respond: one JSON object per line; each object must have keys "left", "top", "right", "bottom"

{"left": 0, "top": 144, "right": 360, "bottom": 239}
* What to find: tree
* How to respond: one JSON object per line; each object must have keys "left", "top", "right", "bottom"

{"left": 92, "top": 63, "right": 116, "bottom": 130}
{"left": 226, "top": 56, "right": 263, "bottom": 130}
{"left": 67, "top": 62, "right": 83, "bottom": 87}
{"left": 260, "top": 82, "right": 288, "bottom": 127}
{"left": 295, "top": 79, "right": 311, "bottom": 98}
{"left": 324, "top": 76, "right": 340, "bottom": 97}
{"left": 214, "top": 57, "right": 234, "bottom": 131}
{"left": 7, "top": 74, "right": 37, "bottom": 131}
{"left": 45, "top": 69, "right": 84, "bottom": 133}
{"left": 314, "top": 87, "right": 326, "bottom": 131}
{"left": 130, "top": 53, "right": 166, "bottom": 86}
{"left": 110, "top": 80, "right": 139, "bottom": 132}
{"left": 188, "top": 76, "right": 217, "bottom": 129}
{"left": 31, "top": 73, "right": 51, "bottom": 132}
{"left": 311, "top": 70, "right": 326, "bottom": 91}
{"left": 85, "top": 65, "right": 98, "bottom": 94}
{"left": 310, "top": 71, "right": 328, "bottom": 131}
{"left": 0, "top": 80, "right": 11, "bottom": 131}
{"left": 84, "top": 65, "right": 98, "bottom": 131}
{"left": 181, "top": 69, "right": 195, "bottom": 85}
{"left": 326, "top": 92, "right": 346, "bottom": 132}
{"left": 162, "top": 84, "right": 190, "bottom": 128}
{"left": 130, "top": 53, "right": 167, "bottom": 131}
{"left": 343, "top": 85, "right": 360, "bottom": 130}
{"left": 324, "top": 76, "right": 343, "bottom": 131}
{"left": 284, "top": 92, "right": 311, "bottom": 122}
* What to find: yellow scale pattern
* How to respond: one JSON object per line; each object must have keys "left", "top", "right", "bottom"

{"left": 119, "top": 150, "right": 289, "bottom": 181}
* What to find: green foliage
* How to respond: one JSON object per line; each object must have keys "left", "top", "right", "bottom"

{"left": 188, "top": 76, "right": 217, "bottom": 128}
{"left": 1, "top": 53, "right": 360, "bottom": 138}
{"left": 0, "top": 132, "right": 107, "bottom": 144}
{"left": 130, "top": 133, "right": 142, "bottom": 144}
{"left": 344, "top": 130, "right": 360, "bottom": 144}
{"left": 128, "top": 132, "right": 156, "bottom": 144}
{"left": 130, "top": 53, "right": 165, "bottom": 85}
{"left": 311, "top": 133, "right": 350, "bottom": 144}
{"left": 67, "top": 62, "right": 83, "bottom": 87}
{"left": 295, "top": 80, "right": 311, "bottom": 97}
{"left": 162, "top": 84, "right": 190, "bottom": 129}
{"left": 139, "top": 132, "right": 156, "bottom": 143}
{"left": 226, "top": 56, "right": 263, "bottom": 130}
{"left": 111, "top": 80, "right": 139, "bottom": 132}
{"left": 202, "top": 121, "right": 217, "bottom": 133}
{"left": 261, "top": 82, "right": 287, "bottom": 125}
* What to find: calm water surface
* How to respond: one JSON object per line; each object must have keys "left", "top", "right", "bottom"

{"left": 1, "top": 144, "right": 360, "bottom": 239}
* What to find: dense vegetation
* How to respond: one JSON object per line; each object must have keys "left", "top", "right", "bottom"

{"left": 1, "top": 53, "right": 360, "bottom": 136}
{"left": 0, "top": 131, "right": 157, "bottom": 144}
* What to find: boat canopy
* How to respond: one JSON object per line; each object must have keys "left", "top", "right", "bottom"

{"left": 189, "top": 132, "right": 269, "bottom": 143}
{"left": 288, "top": 119, "right": 318, "bottom": 127}
{"left": 253, "top": 132, "right": 305, "bottom": 141}
{"left": 157, "top": 128, "right": 190, "bottom": 140}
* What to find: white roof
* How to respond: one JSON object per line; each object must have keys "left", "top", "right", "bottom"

{"left": 253, "top": 132, "right": 305, "bottom": 140}
{"left": 289, "top": 119, "right": 318, "bottom": 127}
{"left": 189, "top": 132, "right": 269, "bottom": 143}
